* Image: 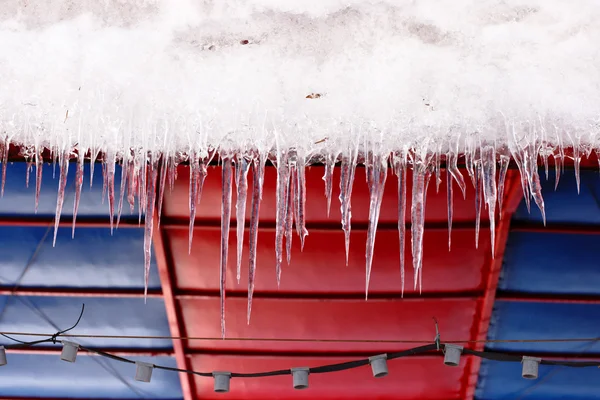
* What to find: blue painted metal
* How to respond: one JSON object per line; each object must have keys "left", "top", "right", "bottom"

{"left": 476, "top": 359, "right": 600, "bottom": 400}
{"left": 0, "top": 226, "right": 160, "bottom": 290}
{"left": 500, "top": 231, "right": 600, "bottom": 295}
{"left": 513, "top": 170, "right": 600, "bottom": 225}
{"left": 0, "top": 162, "right": 140, "bottom": 218}
{"left": 0, "top": 354, "right": 182, "bottom": 399}
{"left": 0, "top": 296, "right": 172, "bottom": 349}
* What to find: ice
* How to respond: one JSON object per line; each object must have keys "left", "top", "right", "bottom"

{"left": 481, "top": 145, "right": 497, "bottom": 257}
{"left": 234, "top": 153, "right": 250, "bottom": 283}
{"left": 220, "top": 154, "right": 233, "bottom": 338}
{"left": 35, "top": 149, "right": 43, "bottom": 214}
{"left": 188, "top": 152, "right": 208, "bottom": 254}
{"left": 285, "top": 162, "right": 294, "bottom": 265}
{"left": 410, "top": 152, "right": 432, "bottom": 292}
{"left": 116, "top": 154, "right": 129, "bottom": 229}
{"left": 53, "top": 150, "right": 69, "bottom": 247}
{"left": 72, "top": 151, "right": 84, "bottom": 238}
{"left": 497, "top": 153, "right": 510, "bottom": 220}
{"left": 393, "top": 152, "right": 407, "bottom": 295}
{"left": 143, "top": 156, "right": 159, "bottom": 300}
{"left": 339, "top": 146, "right": 358, "bottom": 266}
{"left": 274, "top": 150, "right": 290, "bottom": 285}
{"left": 156, "top": 154, "right": 168, "bottom": 226}
{"left": 323, "top": 153, "right": 336, "bottom": 217}
{"left": 365, "top": 152, "right": 387, "bottom": 297}
{"left": 105, "top": 151, "right": 116, "bottom": 234}
{"left": 1, "top": 138, "right": 8, "bottom": 197}
{"left": 247, "top": 153, "right": 265, "bottom": 324}
{"left": 474, "top": 159, "right": 482, "bottom": 249}
{"left": 294, "top": 157, "right": 308, "bottom": 250}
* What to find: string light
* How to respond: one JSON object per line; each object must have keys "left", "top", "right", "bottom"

{"left": 443, "top": 344, "right": 463, "bottom": 367}
{"left": 135, "top": 361, "right": 154, "bottom": 383}
{"left": 0, "top": 346, "right": 6, "bottom": 366}
{"left": 291, "top": 367, "right": 310, "bottom": 389}
{"left": 60, "top": 341, "right": 79, "bottom": 363}
{"left": 522, "top": 356, "right": 542, "bottom": 379}
{"left": 213, "top": 371, "right": 232, "bottom": 393}
{"left": 368, "top": 354, "right": 388, "bottom": 378}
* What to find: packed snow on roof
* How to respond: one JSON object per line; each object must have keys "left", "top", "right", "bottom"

{"left": 1, "top": 0, "right": 599, "bottom": 336}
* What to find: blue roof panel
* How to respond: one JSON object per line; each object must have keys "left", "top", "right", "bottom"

{"left": 0, "top": 162, "right": 140, "bottom": 219}
{"left": 0, "top": 296, "right": 172, "bottom": 349}
{"left": 0, "top": 226, "right": 160, "bottom": 290}
{"left": 475, "top": 358, "right": 600, "bottom": 400}
{"left": 486, "top": 300, "right": 600, "bottom": 354}
{"left": 514, "top": 169, "right": 600, "bottom": 225}
{"left": 0, "top": 354, "right": 182, "bottom": 399}
{"left": 500, "top": 231, "right": 600, "bottom": 295}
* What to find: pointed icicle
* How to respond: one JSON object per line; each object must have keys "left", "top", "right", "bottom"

{"left": 497, "top": 154, "right": 510, "bottom": 219}
{"left": 1, "top": 138, "right": 9, "bottom": 197}
{"left": 411, "top": 155, "right": 431, "bottom": 292}
{"left": 323, "top": 153, "right": 336, "bottom": 217}
{"left": 127, "top": 156, "right": 137, "bottom": 213}
{"left": 481, "top": 145, "right": 497, "bottom": 257}
{"left": 434, "top": 150, "right": 441, "bottom": 193}
{"left": 554, "top": 154, "right": 562, "bottom": 191}
{"left": 53, "top": 150, "right": 70, "bottom": 247}
{"left": 509, "top": 141, "right": 531, "bottom": 212}
{"left": 447, "top": 167, "right": 453, "bottom": 251}
{"left": 285, "top": 163, "right": 294, "bottom": 265}
{"left": 90, "top": 147, "right": 101, "bottom": 189}
{"left": 275, "top": 150, "right": 290, "bottom": 285}
{"left": 35, "top": 148, "right": 43, "bottom": 214}
{"left": 573, "top": 146, "right": 581, "bottom": 195}
{"left": 188, "top": 153, "right": 207, "bottom": 253}
{"left": 220, "top": 155, "right": 233, "bottom": 338}
{"left": 339, "top": 149, "right": 358, "bottom": 266}
{"left": 106, "top": 152, "right": 116, "bottom": 234}
{"left": 72, "top": 151, "right": 84, "bottom": 239}
{"left": 235, "top": 154, "right": 250, "bottom": 283}
{"left": 474, "top": 160, "right": 482, "bottom": 249}
{"left": 157, "top": 154, "right": 169, "bottom": 226}
{"left": 116, "top": 156, "right": 129, "bottom": 229}
{"left": 101, "top": 160, "right": 107, "bottom": 204}
{"left": 365, "top": 153, "right": 388, "bottom": 298}
{"left": 139, "top": 156, "right": 147, "bottom": 224}
{"left": 394, "top": 153, "right": 407, "bottom": 296}
{"left": 247, "top": 154, "right": 265, "bottom": 324}
{"left": 26, "top": 161, "right": 32, "bottom": 188}
{"left": 295, "top": 157, "right": 308, "bottom": 250}
{"left": 447, "top": 151, "right": 466, "bottom": 199}
{"left": 143, "top": 156, "right": 159, "bottom": 300}
{"left": 524, "top": 149, "right": 546, "bottom": 225}
{"left": 168, "top": 157, "right": 177, "bottom": 192}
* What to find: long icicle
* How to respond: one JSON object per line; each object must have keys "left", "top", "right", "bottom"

{"left": 72, "top": 150, "right": 84, "bottom": 238}
{"left": 116, "top": 153, "right": 129, "bottom": 229}
{"left": 411, "top": 154, "right": 430, "bottom": 291}
{"left": 394, "top": 152, "right": 407, "bottom": 295}
{"left": 53, "top": 150, "right": 70, "bottom": 247}
{"left": 220, "top": 155, "right": 233, "bottom": 338}
{"left": 188, "top": 152, "right": 208, "bottom": 253}
{"left": 143, "top": 155, "right": 159, "bottom": 300}
{"left": 247, "top": 154, "right": 265, "bottom": 324}
{"left": 275, "top": 150, "right": 290, "bottom": 285}
{"left": 35, "top": 147, "right": 43, "bottom": 213}
{"left": 481, "top": 145, "right": 497, "bottom": 257}
{"left": 1, "top": 138, "right": 9, "bottom": 197}
{"left": 365, "top": 153, "right": 388, "bottom": 298}
{"left": 295, "top": 156, "right": 308, "bottom": 250}
{"left": 323, "top": 153, "right": 336, "bottom": 217}
{"left": 497, "top": 154, "right": 510, "bottom": 219}
{"left": 474, "top": 160, "right": 482, "bottom": 249}
{"left": 235, "top": 154, "right": 250, "bottom": 283}
{"left": 339, "top": 146, "right": 358, "bottom": 265}
{"left": 285, "top": 162, "right": 294, "bottom": 265}
{"left": 106, "top": 151, "right": 116, "bottom": 234}
{"left": 447, "top": 165, "right": 453, "bottom": 251}
{"left": 157, "top": 153, "right": 169, "bottom": 226}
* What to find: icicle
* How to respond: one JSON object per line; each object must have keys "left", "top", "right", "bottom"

{"left": 434, "top": 149, "right": 441, "bottom": 193}
{"left": 188, "top": 153, "right": 208, "bottom": 253}
{"left": 275, "top": 150, "right": 290, "bottom": 285}
{"left": 474, "top": 160, "right": 482, "bottom": 249}
{"left": 127, "top": 155, "right": 137, "bottom": 213}
{"left": 523, "top": 148, "right": 546, "bottom": 225}
{"left": 168, "top": 157, "right": 177, "bottom": 192}
{"left": 235, "top": 154, "right": 250, "bottom": 283}
{"left": 497, "top": 154, "right": 510, "bottom": 219}
{"left": 411, "top": 153, "right": 432, "bottom": 291}
{"left": 101, "top": 160, "right": 107, "bottom": 204}
{"left": 143, "top": 156, "right": 159, "bottom": 300}
{"left": 72, "top": 151, "right": 84, "bottom": 238}
{"left": 393, "top": 152, "right": 407, "bottom": 295}
{"left": 157, "top": 154, "right": 168, "bottom": 226}
{"left": 1, "top": 138, "right": 9, "bottom": 197}
{"left": 35, "top": 148, "right": 43, "bottom": 214}
{"left": 481, "top": 145, "right": 497, "bottom": 257}
{"left": 220, "top": 155, "right": 233, "bottom": 338}
{"left": 447, "top": 151, "right": 466, "bottom": 199}
{"left": 446, "top": 167, "right": 453, "bottom": 251}
{"left": 285, "top": 163, "right": 294, "bottom": 265}
{"left": 554, "top": 153, "right": 562, "bottom": 191}
{"left": 139, "top": 154, "right": 147, "bottom": 225}
{"left": 247, "top": 154, "right": 265, "bottom": 324}
{"left": 116, "top": 156, "right": 129, "bottom": 229}
{"left": 53, "top": 150, "right": 70, "bottom": 247}
{"left": 294, "top": 157, "right": 308, "bottom": 250}
{"left": 90, "top": 147, "right": 101, "bottom": 189}
{"left": 105, "top": 152, "right": 116, "bottom": 234}
{"left": 323, "top": 153, "right": 336, "bottom": 217}
{"left": 573, "top": 145, "right": 581, "bottom": 195}
{"left": 339, "top": 147, "right": 358, "bottom": 266}
{"left": 25, "top": 161, "right": 32, "bottom": 188}
{"left": 365, "top": 153, "right": 388, "bottom": 298}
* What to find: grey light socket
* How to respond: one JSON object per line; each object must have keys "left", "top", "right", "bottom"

{"left": 444, "top": 344, "right": 463, "bottom": 367}
{"left": 213, "top": 371, "right": 232, "bottom": 392}
{"left": 522, "top": 356, "right": 541, "bottom": 379}
{"left": 0, "top": 346, "right": 6, "bottom": 366}
{"left": 60, "top": 341, "right": 79, "bottom": 363}
{"left": 135, "top": 361, "right": 154, "bottom": 383}
{"left": 368, "top": 354, "right": 388, "bottom": 378}
{"left": 291, "top": 367, "right": 310, "bottom": 389}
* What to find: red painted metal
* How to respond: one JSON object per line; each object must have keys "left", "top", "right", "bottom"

{"left": 167, "top": 227, "right": 489, "bottom": 295}
{"left": 461, "top": 170, "right": 524, "bottom": 400}
{"left": 190, "top": 354, "right": 466, "bottom": 399}
{"left": 163, "top": 165, "right": 487, "bottom": 225}
{"left": 179, "top": 297, "right": 478, "bottom": 354}
{"left": 152, "top": 213, "right": 195, "bottom": 400}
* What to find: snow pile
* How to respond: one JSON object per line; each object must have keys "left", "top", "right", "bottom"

{"left": 1, "top": 0, "right": 600, "bottom": 336}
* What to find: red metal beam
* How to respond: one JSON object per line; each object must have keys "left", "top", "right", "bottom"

{"left": 153, "top": 211, "right": 195, "bottom": 400}
{"left": 462, "top": 170, "right": 524, "bottom": 400}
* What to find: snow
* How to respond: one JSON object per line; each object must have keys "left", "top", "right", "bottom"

{"left": 1, "top": 0, "right": 600, "bottom": 336}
